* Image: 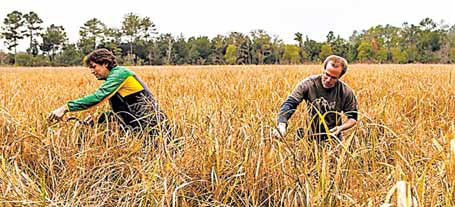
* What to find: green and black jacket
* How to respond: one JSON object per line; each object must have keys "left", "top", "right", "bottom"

{"left": 67, "top": 66, "right": 167, "bottom": 129}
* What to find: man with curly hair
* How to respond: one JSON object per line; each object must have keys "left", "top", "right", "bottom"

{"left": 48, "top": 48, "right": 172, "bottom": 139}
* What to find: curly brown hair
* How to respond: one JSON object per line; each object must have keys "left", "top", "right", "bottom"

{"left": 84, "top": 49, "right": 118, "bottom": 70}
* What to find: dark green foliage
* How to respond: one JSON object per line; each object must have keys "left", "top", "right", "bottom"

{"left": 39, "top": 24, "right": 67, "bottom": 63}
{"left": 1, "top": 13, "right": 454, "bottom": 66}
{"left": 23, "top": 11, "right": 43, "bottom": 57}
{"left": 78, "top": 18, "right": 106, "bottom": 55}
{"left": 55, "top": 44, "right": 83, "bottom": 66}
{"left": 1, "top": 11, "right": 25, "bottom": 64}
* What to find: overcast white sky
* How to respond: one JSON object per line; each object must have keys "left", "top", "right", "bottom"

{"left": 1, "top": 0, "right": 454, "bottom": 51}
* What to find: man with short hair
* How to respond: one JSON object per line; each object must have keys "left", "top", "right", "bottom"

{"left": 48, "top": 48, "right": 171, "bottom": 138}
{"left": 275, "top": 55, "right": 358, "bottom": 141}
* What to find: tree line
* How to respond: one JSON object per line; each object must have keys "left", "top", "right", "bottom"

{"left": 1, "top": 10, "right": 455, "bottom": 66}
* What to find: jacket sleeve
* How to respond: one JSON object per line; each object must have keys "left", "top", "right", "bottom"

{"left": 277, "top": 80, "right": 309, "bottom": 125}
{"left": 67, "top": 70, "right": 129, "bottom": 112}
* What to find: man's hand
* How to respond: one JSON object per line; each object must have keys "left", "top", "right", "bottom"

{"left": 329, "top": 126, "right": 342, "bottom": 137}
{"left": 83, "top": 114, "right": 95, "bottom": 125}
{"left": 48, "top": 105, "right": 69, "bottom": 122}
{"left": 272, "top": 122, "right": 287, "bottom": 137}
{"left": 328, "top": 119, "right": 357, "bottom": 138}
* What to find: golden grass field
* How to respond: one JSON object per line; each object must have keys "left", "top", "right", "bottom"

{"left": 0, "top": 64, "right": 454, "bottom": 206}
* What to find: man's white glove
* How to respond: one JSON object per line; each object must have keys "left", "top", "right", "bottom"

{"left": 273, "top": 122, "right": 287, "bottom": 137}
{"left": 48, "top": 105, "right": 69, "bottom": 122}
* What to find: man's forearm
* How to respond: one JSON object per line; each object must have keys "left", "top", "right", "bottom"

{"left": 277, "top": 96, "right": 301, "bottom": 124}
{"left": 340, "top": 118, "right": 357, "bottom": 131}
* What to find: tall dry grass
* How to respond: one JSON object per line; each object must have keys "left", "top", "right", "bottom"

{"left": 0, "top": 64, "right": 454, "bottom": 206}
